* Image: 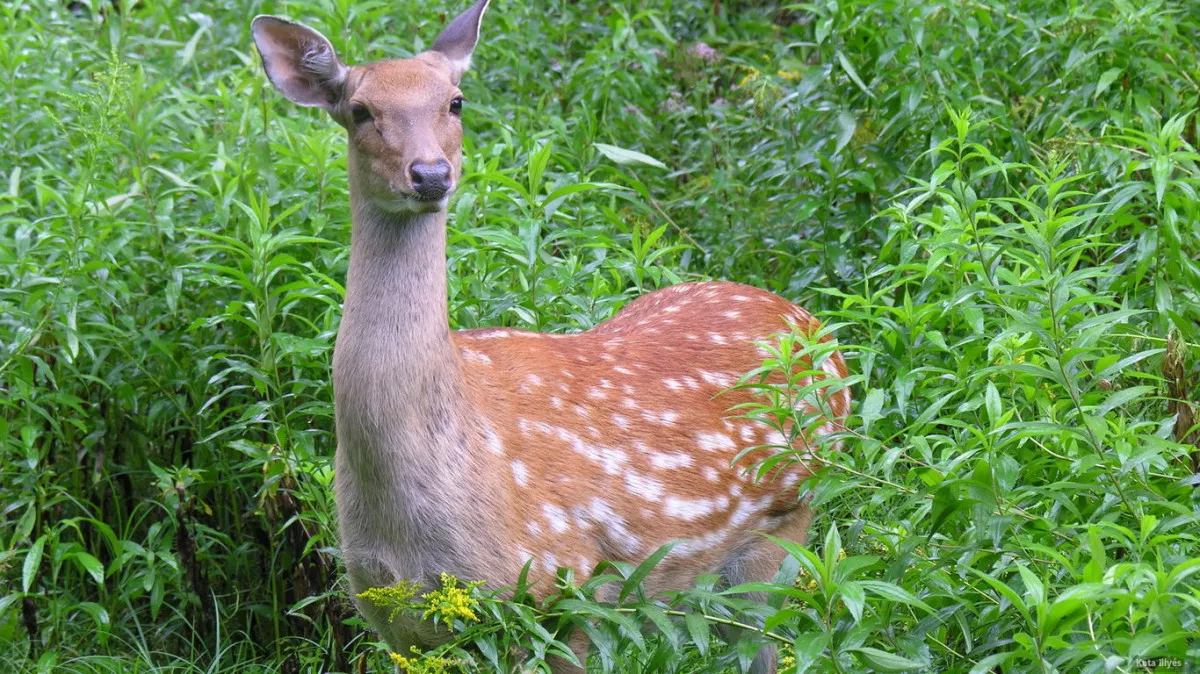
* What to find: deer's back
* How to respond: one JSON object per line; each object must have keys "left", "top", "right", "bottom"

{"left": 454, "top": 281, "right": 848, "bottom": 589}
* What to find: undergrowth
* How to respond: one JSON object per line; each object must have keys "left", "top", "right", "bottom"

{"left": 1, "top": 0, "right": 1197, "bottom": 672}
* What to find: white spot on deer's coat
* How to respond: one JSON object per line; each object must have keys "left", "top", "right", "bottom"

{"left": 622, "top": 384, "right": 636, "bottom": 395}
{"left": 589, "top": 498, "right": 642, "bottom": 555}
{"left": 612, "top": 414, "right": 631, "bottom": 430}
{"left": 524, "top": 374, "right": 544, "bottom": 387}
{"left": 542, "top": 553, "right": 559, "bottom": 573}
{"left": 700, "top": 371, "right": 735, "bottom": 388}
{"left": 526, "top": 520, "right": 542, "bottom": 536}
{"left": 740, "top": 425, "right": 756, "bottom": 442}
{"left": 574, "top": 404, "right": 591, "bottom": 418}
{"left": 673, "top": 529, "right": 727, "bottom": 556}
{"left": 625, "top": 471, "right": 665, "bottom": 501}
{"left": 516, "top": 546, "right": 532, "bottom": 564}
{"left": 518, "top": 418, "right": 553, "bottom": 436}
{"left": 665, "top": 305, "right": 680, "bottom": 313}
{"left": 649, "top": 452, "right": 692, "bottom": 470}
{"left": 472, "top": 330, "right": 512, "bottom": 339}
{"left": 586, "top": 387, "right": 608, "bottom": 399}
{"left": 729, "top": 496, "right": 772, "bottom": 529}
{"left": 764, "top": 430, "right": 788, "bottom": 447}
{"left": 732, "top": 295, "right": 749, "bottom": 302}
{"left": 641, "top": 409, "right": 680, "bottom": 426}
{"left": 723, "top": 311, "right": 741, "bottom": 319}
{"left": 511, "top": 460, "right": 529, "bottom": 487}
{"left": 484, "top": 427, "right": 505, "bottom": 455}
{"left": 681, "top": 376, "right": 700, "bottom": 389}
{"left": 460, "top": 348, "right": 492, "bottom": 365}
{"left": 562, "top": 432, "right": 628, "bottom": 474}
{"left": 696, "top": 431, "right": 735, "bottom": 452}
{"left": 614, "top": 365, "right": 634, "bottom": 375}
{"left": 542, "top": 504, "right": 570, "bottom": 533}
{"left": 550, "top": 396, "right": 564, "bottom": 409}
{"left": 664, "top": 496, "right": 717, "bottom": 521}
{"left": 704, "top": 466, "right": 720, "bottom": 482}
{"left": 663, "top": 378, "right": 682, "bottom": 391}
{"left": 622, "top": 398, "right": 639, "bottom": 410}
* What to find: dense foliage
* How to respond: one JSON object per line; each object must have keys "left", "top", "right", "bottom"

{"left": 2, "top": 0, "right": 1198, "bottom": 672}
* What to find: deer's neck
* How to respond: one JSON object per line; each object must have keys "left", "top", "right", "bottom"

{"left": 335, "top": 200, "right": 461, "bottom": 443}
{"left": 333, "top": 191, "right": 508, "bottom": 580}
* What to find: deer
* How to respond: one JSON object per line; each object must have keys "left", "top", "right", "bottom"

{"left": 251, "top": 1, "right": 851, "bottom": 672}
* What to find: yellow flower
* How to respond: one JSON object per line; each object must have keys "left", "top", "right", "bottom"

{"left": 389, "top": 648, "right": 459, "bottom": 674}
{"left": 421, "top": 573, "right": 482, "bottom": 625}
{"left": 357, "top": 581, "right": 421, "bottom": 623}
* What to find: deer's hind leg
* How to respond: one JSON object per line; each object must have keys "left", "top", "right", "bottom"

{"left": 718, "top": 505, "right": 815, "bottom": 674}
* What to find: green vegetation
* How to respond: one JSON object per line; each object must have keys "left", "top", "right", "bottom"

{"left": 2, "top": 0, "right": 1198, "bottom": 672}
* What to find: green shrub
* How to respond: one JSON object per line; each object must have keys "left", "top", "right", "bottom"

{"left": 1, "top": 0, "right": 1196, "bottom": 672}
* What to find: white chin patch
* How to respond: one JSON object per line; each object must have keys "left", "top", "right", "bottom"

{"left": 376, "top": 194, "right": 449, "bottom": 214}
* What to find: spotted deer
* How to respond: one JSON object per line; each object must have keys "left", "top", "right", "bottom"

{"left": 251, "top": 1, "right": 850, "bottom": 671}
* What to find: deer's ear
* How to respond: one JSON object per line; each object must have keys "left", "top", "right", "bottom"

{"left": 429, "top": 0, "right": 490, "bottom": 84}
{"left": 252, "top": 16, "right": 348, "bottom": 109}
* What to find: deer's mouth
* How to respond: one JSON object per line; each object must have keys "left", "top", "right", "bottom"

{"left": 381, "top": 185, "right": 452, "bottom": 213}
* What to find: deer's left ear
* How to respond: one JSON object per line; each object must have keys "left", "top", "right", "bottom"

{"left": 429, "top": 0, "right": 490, "bottom": 84}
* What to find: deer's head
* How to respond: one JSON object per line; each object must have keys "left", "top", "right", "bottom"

{"left": 251, "top": 0, "right": 489, "bottom": 214}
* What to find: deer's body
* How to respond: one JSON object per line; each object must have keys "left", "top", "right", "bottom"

{"left": 252, "top": 2, "right": 850, "bottom": 670}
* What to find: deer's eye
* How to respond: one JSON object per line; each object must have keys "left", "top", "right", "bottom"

{"left": 449, "top": 97, "right": 464, "bottom": 115}
{"left": 350, "top": 104, "right": 373, "bottom": 125}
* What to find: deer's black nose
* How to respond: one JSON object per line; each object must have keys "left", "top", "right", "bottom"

{"left": 410, "top": 161, "right": 453, "bottom": 200}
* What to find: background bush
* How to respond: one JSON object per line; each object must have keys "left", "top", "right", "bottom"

{"left": 1, "top": 0, "right": 1197, "bottom": 672}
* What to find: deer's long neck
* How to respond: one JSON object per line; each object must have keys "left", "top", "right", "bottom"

{"left": 335, "top": 200, "right": 461, "bottom": 446}
{"left": 333, "top": 187, "right": 508, "bottom": 580}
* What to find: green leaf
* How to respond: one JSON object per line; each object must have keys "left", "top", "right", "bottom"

{"left": 620, "top": 541, "right": 677, "bottom": 602}
{"left": 684, "top": 612, "right": 710, "bottom": 655}
{"left": 23, "top": 535, "right": 46, "bottom": 593}
{"left": 836, "top": 50, "right": 873, "bottom": 98}
{"left": 792, "top": 632, "right": 830, "bottom": 673}
{"left": 857, "top": 580, "right": 935, "bottom": 614}
{"left": 1094, "top": 68, "right": 1122, "bottom": 99}
{"left": 593, "top": 143, "right": 668, "bottom": 169}
{"left": 985, "top": 381, "right": 1002, "bottom": 427}
{"left": 1093, "top": 385, "right": 1154, "bottom": 416}
{"left": 860, "top": 388, "right": 885, "bottom": 433}
{"left": 639, "top": 605, "right": 680, "bottom": 647}
{"left": 835, "top": 110, "right": 856, "bottom": 154}
{"left": 847, "top": 647, "right": 924, "bottom": 671}
{"left": 73, "top": 552, "right": 105, "bottom": 585}
{"left": 840, "top": 581, "right": 865, "bottom": 622}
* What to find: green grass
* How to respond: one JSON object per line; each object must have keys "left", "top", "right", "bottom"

{"left": 2, "top": 0, "right": 1198, "bottom": 672}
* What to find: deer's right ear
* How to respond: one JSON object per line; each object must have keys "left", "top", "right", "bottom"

{"left": 252, "top": 16, "right": 348, "bottom": 109}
